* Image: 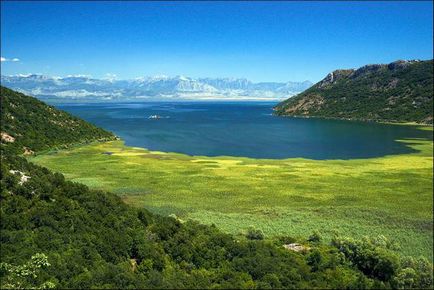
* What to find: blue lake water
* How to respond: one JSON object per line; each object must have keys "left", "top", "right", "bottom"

{"left": 57, "top": 102, "right": 432, "bottom": 159}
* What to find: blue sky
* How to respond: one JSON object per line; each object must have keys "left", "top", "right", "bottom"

{"left": 1, "top": 1, "right": 432, "bottom": 82}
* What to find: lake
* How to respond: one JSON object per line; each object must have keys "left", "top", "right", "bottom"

{"left": 56, "top": 102, "right": 432, "bottom": 159}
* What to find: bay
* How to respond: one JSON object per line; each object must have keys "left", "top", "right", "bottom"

{"left": 56, "top": 102, "right": 432, "bottom": 159}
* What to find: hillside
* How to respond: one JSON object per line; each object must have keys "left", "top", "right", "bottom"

{"left": 0, "top": 86, "right": 115, "bottom": 155}
{"left": 1, "top": 87, "right": 432, "bottom": 289}
{"left": 274, "top": 60, "right": 433, "bottom": 124}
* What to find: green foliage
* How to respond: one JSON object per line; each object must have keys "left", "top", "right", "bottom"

{"left": 1, "top": 154, "right": 396, "bottom": 288}
{"left": 331, "top": 235, "right": 433, "bottom": 288}
{"left": 395, "top": 256, "right": 434, "bottom": 289}
{"left": 0, "top": 86, "right": 115, "bottom": 155}
{"left": 307, "top": 249, "right": 323, "bottom": 271}
{"left": 332, "top": 236, "right": 400, "bottom": 281}
{"left": 275, "top": 60, "right": 433, "bottom": 124}
{"left": 245, "top": 226, "right": 264, "bottom": 240}
{"left": 3, "top": 152, "right": 432, "bottom": 288}
{"left": 308, "top": 231, "right": 322, "bottom": 243}
{"left": 0, "top": 253, "right": 55, "bottom": 289}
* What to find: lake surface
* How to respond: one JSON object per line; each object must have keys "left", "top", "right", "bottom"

{"left": 57, "top": 102, "right": 432, "bottom": 159}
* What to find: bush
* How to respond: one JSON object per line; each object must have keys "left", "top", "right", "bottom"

{"left": 245, "top": 226, "right": 264, "bottom": 240}
{"left": 308, "top": 231, "right": 322, "bottom": 243}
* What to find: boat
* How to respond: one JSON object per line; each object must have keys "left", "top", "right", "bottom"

{"left": 148, "top": 115, "right": 161, "bottom": 119}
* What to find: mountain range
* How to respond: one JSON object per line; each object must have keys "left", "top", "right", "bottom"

{"left": 0, "top": 74, "right": 312, "bottom": 102}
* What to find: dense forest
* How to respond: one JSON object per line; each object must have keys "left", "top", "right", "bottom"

{"left": 0, "top": 86, "right": 115, "bottom": 156}
{"left": 274, "top": 60, "right": 433, "bottom": 124}
{"left": 1, "top": 86, "right": 433, "bottom": 288}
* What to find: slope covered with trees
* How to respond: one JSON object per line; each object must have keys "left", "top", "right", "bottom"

{"left": 0, "top": 86, "right": 115, "bottom": 156}
{"left": 274, "top": 60, "right": 433, "bottom": 124}
{"left": 1, "top": 87, "right": 432, "bottom": 288}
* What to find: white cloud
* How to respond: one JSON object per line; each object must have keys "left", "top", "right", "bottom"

{"left": 104, "top": 73, "right": 117, "bottom": 81}
{"left": 66, "top": 74, "right": 92, "bottom": 78}
{"left": 1, "top": 56, "right": 20, "bottom": 62}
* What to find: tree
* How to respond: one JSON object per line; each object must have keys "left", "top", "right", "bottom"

{"left": 0, "top": 253, "right": 55, "bottom": 289}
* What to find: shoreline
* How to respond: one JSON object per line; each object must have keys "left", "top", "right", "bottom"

{"left": 273, "top": 112, "right": 434, "bottom": 128}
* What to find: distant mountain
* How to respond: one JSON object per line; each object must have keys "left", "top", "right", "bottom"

{"left": 0, "top": 74, "right": 312, "bottom": 102}
{"left": 274, "top": 60, "right": 433, "bottom": 124}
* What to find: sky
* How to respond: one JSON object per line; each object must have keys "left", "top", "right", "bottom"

{"left": 1, "top": 1, "right": 433, "bottom": 83}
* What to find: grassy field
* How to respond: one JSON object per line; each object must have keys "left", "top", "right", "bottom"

{"left": 30, "top": 127, "right": 433, "bottom": 260}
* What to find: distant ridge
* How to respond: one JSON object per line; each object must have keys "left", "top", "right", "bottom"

{"left": 274, "top": 60, "right": 433, "bottom": 124}
{"left": 0, "top": 74, "right": 313, "bottom": 102}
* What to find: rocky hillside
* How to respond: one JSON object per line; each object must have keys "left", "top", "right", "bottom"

{"left": 0, "top": 86, "right": 115, "bottom": 155}
{"left": 274, "top": 60, "right": 433, "bottom": 124}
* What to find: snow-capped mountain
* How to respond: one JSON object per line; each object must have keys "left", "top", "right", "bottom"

{"left": 0, "top": 74, "right": 313, "bottom": 102}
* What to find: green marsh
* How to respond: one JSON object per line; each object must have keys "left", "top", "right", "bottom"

{"left": 30, "top": 130, "right": 433, "bottom": 260}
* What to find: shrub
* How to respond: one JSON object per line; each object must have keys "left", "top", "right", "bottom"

{"left": 246, "top": 226, "right": 264, "bottom": 240}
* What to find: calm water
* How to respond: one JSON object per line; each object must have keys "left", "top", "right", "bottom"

{"left": 57, "top": 102, "right": 432, "bottom": 159}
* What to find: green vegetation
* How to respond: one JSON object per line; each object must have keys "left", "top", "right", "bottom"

{"left": 29, "top": 135, "right": 433, "bottom": 260}
{"left": 0, "top": 253, "right": 55, "bottom": 289}
{"left": 3, "top": 155, "right": 432, "bottom": 288}
{"left": 275, "top": 60, "right": 433, "bottom": 124}
{"left": 0, "top": 86, "right": 115, "bottom": 156}
{"left": 1, "top": 86, "right": 433, "bottom": 288}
